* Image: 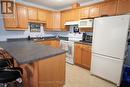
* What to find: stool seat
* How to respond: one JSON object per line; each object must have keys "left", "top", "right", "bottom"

{"left": 0, "top": 70, "right": 21, "bottom": 83}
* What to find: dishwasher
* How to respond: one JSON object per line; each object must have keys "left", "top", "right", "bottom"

{"left": 60, "top": 40, "right": 74, "bottom": 64}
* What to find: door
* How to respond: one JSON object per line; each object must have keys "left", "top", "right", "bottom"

{"left": 91, "top": 53, "right": 123, "bottom": 86}
{"left": 92, "top": 15, "right": 130, "bottom": 59}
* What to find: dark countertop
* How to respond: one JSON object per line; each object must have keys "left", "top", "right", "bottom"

{"left": 0, "top": 40, "right": 66, "bottom": 64}
{"left": 7, "top": 36, "right": 68, "bottom": 42}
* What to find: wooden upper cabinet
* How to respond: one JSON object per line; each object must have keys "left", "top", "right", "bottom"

{"left": 28, "top": 7, "right": 38, "bottom": 21}
{"left": 72, "top": 9, "right": 80, "bottom": 21}
{"left": 61, "top": 11, "right": 67, "bottom": 29}
{"left": 60, "top": 9, "right": 79, "bottom": 30}
{"left": 38, "top": 9, "right": 46, "bottom": 22}
{"left": 117, "top": 0, "right": 130, "bottom": 15}
{"left": 3, "top": 9, "right": 18, "bottom": 29}
{"left": 17, "top": 4, "right": 28, "bottom": 29}
{"left": 79, "top": 7, "right": 89, "bottom": 19}
{"left": 52, "top": 12, "right": 61, "bottom": 30}
{"left": 45, "top": 11, "right": 61, "bottom": 31}
{"left": 89, "top": 4, "right": 101, "bottom": 18}
{"left": 3, "top": 4, "right": 28, "bottom": 30}
{"left": 64, "top": 10, "right": 72, "bottom": 22}
{"left": 45, "top": 11, "right": 53, "bottom": 30}
{"left": 100, "top": 0, "right": 118, "bottom": 16}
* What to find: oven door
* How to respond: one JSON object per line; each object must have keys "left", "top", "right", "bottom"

{"left": 66, "top": 42, "right": 74, "bottom": 64}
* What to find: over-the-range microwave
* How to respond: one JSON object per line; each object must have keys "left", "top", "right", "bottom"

{"left": 78, "top": 19, "right": 94, "bottom": 28}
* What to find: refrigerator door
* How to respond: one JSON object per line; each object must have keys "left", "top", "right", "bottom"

{"left": 91, "top": 53, "right": 124, "bottom": 86}
{"left": 92, "top": 15, "right": 130, "bottom": 59}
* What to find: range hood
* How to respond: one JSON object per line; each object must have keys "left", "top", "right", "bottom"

{"left": 64, "top": 21, "right": 79, "bottom": 26}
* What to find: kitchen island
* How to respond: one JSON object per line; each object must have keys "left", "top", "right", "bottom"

{"left": 0, "top": 40, "right": 66, "bottom": 87}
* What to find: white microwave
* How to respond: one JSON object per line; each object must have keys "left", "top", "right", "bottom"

{"left": 78, "top": 19, "right": 94, "bottom": 28}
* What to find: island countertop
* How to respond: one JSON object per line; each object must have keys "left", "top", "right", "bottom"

{"left": 0, "top": 40, "right": 66, "bottom": 64}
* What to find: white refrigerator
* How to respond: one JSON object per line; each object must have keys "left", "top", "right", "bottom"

{"left": 91, "top": 15, "right": 130, "bottom": 86}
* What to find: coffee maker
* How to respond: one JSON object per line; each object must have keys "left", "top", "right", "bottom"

{"left": 82, "top": 32, "right": 93, "bottom": 43}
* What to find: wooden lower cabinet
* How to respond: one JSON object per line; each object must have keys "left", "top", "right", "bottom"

{"left": 37, "top": 40, "right": 60, "bottom": 48}
{"left": 37, "top": 40, "right": 51, "bottom": 46}
{"left": 74, "top": 43, "right": 91, "bottom": 70}
{"left": 51, "top": 40, "right": 60, "bottom": 48}
{"left": 21, "top": 54, "right": 66, "bottom": 87}
{"left": 81, "top": 45, "right": 91, "bottom": 69}
{"left": 74, "top": 44, "right": 82, "bottom": 64}
{"left": 38, "top": 54, "right": 66, "bottom": 87}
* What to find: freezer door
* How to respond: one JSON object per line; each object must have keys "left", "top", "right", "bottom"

{"left": 91, "top": 53, "right": 124, "bottom": 86}
{"left": 92, "top": 15, "right": 130, "bottom": 59}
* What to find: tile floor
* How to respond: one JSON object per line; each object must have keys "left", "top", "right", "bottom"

{"left": 64, "top": 63, "right": 117, "bottom": 87}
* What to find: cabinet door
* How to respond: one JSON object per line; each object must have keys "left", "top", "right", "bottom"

{"left": 28, "top": 7, "right": 38, "bottom": 21}
{"left": 17, "top": 4, "right": 28, "bottom": 29}
{"left": 61, "top": 11, "right": 67, "bottom": 29}
{"left": 3, "top": 4, "right": 18, "bottom": 29}
{"left": 37, "top": 41, "right": 51, "bottom": 46}
{"left": 81, "top": 45, "right": 91, "bottom": 70}
{"left": 117, "top": 0, "right": 130, "bottom": 15}
{"left": 74, "top": 44, "right": 82, "bottom": 65}
{"left": 100, "top": 0, "right": 118, "bottom": 16}
{"left": 65, "top": 10, "right": 72, "bottom": 22}
{"left": 51, "top": 40, "right": 60, "bottom": 48}
{"left": 52, "top": 12, "right": 61, "bottom": 30}
{"left": 71, "top": 9, "right": 80, "bottom": 21}
{"left": 46, "top": 11, "right": 53, "bottom": 30}
{"left": 38, "top": 9, "right": 46, "bottom": 22}
{"left": 89, "top": 4, "right": 101, "bottom": 18}
{"left": 38, "top": 54, "right": 65, "bottom": 87}
{"left": 79, "top": 7, "right": 89, "bottom": 19}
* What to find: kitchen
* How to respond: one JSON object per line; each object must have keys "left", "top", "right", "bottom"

{"left": 0, "top": 0, "right": 130, "bottom": 87}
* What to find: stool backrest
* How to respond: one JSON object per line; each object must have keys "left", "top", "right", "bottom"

{"left": 0, "top": 49, "right": 12, "bottom": 59}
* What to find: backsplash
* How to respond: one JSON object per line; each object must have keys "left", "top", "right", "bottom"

{"left": 0, "top": 17, "right": 46, "bottom": 41}
{"left": 45, "top": 31, "right": 69, "bottom": 37}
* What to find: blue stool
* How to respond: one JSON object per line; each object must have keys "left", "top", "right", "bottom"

{"left": 121, "top": 65, "right": 130, "bottom": 87}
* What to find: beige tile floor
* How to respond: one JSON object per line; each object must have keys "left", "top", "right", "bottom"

{"left": 64, "top": 63, "right": 117, "bottom": 87}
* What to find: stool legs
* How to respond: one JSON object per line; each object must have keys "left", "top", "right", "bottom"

{"left": 0, "top": 83, "right": 7, "bottom": 87}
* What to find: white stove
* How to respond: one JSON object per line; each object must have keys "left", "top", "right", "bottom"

{"left": 60, "top": 33, "right": 82, "bottom": 64}
{"left": 68, "top": 33, "right": 82, "bottom": 42}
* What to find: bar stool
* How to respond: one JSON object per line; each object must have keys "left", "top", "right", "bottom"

{"left": 0, "top": 49, "right": 14, "bottom": 67}
{"left": 0, "top": 59, "right": 23, "bottom": 87}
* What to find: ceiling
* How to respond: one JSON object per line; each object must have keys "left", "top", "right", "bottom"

{"left": 22, "top": 0, "right": 102, "bottom": 10}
